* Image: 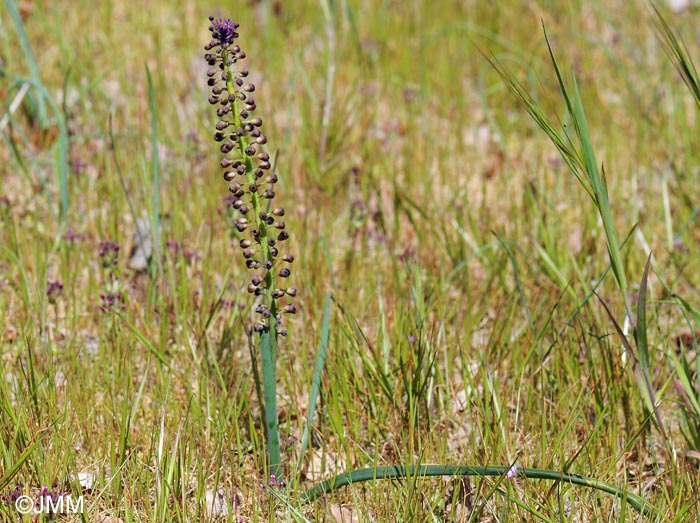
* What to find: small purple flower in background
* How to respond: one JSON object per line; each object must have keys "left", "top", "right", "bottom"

{"left": 38, "top": 485, "right": 65, "bottom": 505}
{"left": 98, "top": 240, "right": 120, "bottom": 268}
{"left": 47, "top": 279, "right": 64, "bottom": 305}
{"left": 99, "top": 292, "right": 126, "bottom": 313}
{"left": 72, "top": 156, "right": 87, "bottom": 174}
{"left": 506, "top": 464, "right": 518, "bottom": 478}
{"left": 0, "top": 485, "right": 21, "bottom": 504}
{"left": 408, "top": 335, "right": 417, "bottom": 344}
{"left": 63, "top": 226, "right": 87, "bottom": 243}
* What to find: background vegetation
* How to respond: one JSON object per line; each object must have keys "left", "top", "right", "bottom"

{"left": 1, "top": 0, "right": 699, "bottom": 520}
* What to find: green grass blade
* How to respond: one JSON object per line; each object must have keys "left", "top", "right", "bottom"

{"left": 2, "top": 0, "right": 48, "bottom": 126}
{"left": 301, "top": 465, "right": 658, "bottom": 516}
{"left": 596, "top": 287, "right": 666, "bottom": 436}
{"left": 0, "top": 428, "right": 49, "bottom": 492}
{"left": 296, "top": 293, "right": 332, "bottom": 477}
{"left": 652, "top": 3, "right": 700, "bottom": 109}
{"left": 636, "top": 252, "right": 652, "bottom": 372}
{"left": 146, "top": 66, "right": 161, "bottom": 277}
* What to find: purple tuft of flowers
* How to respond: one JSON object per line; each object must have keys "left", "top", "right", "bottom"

{"left": 99, "top": 292, "right": 126, "bottom": 313}
{"left": 0, "top": 485, "right": 21, "bottom": 504}
{"left": 38, "top": 485, "right": 66, "bottom": 507}
{"left": 207, "top": 17, "right": 240, "bottom": 49}
{"left": 98, "top": 240, "right": 120, "bottom": 268}
{"left": 47, "top": 279, "right": 64, "bottom": 304}
{"left": 64, "top": 227, "right": 87, "bottom": 243}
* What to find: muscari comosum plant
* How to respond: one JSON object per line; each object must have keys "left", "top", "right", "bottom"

{"left": 203, "top": 15, "right": 657, "bottom": 516}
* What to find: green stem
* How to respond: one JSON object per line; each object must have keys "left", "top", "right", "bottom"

{"left": 301, "top": 465, "right": 657, "bottom": 516}
{"left": 260, "top": 330, "right": 281, "bottom": 479}
{"left": 222, "top": 51, "right": 282, "bottom": 480}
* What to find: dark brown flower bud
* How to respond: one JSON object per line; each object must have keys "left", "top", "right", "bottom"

{"left": 283, "top": 304, "right": 296, "bottom": 314}
{"left": 247, "top": 283, "right": 257, "bottom": 294}
{"left": 253, "top": 323, "right": 264, "bottom": 332}
{"left": 255, "top": 135, "right": 267, "bottom": 145}
{"left": 262, "top": 189, "right": 275, "bottom": 199}
{"left": 279, "top": 268, "right": 291, "bottom": 278}
{"left": 266, "top": 173, "right": 278, "bottom": 184}
{"left": 245, "top": 145, "right": 256, "bottom": 156}
{"left": 240, "top": 239, "right": 252, "bottom": 248}
{"left": 272, "top": 207, "right": 284, "bottom": 216}
{"left": 239, "top": 205, "right": 249, "bottom": 214}
{"left": 277, "top": 231, "right": 289, "bottom": 241}
{"left": 216, "top": 121, "right": 229, "bottom": 130}
{"left": 273, "top": 221, "right": 285, "bottom": 229}
{"left": 257, "top": 152, "right": 270, "bottom": 162}
{"left": 251, "top": 275, "right": 262, "bottom": 286}
{"left": 250, "top": 117, "right": 263, "bottom": 127}
{"left": 223, "top": 171, "right": 236, "bottom": 182}
{"left": 286, "top": 287, "right": 297, "bottom": 297}
{"left": 282, "top": 254, "right": 294, "bottom": 263}
{"left": 243, "top": 248, "right": 254, "bottom": 258}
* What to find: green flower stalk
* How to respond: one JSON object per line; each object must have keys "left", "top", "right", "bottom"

{"left": 205, "top": 16, "right": 295, "bottom": 477}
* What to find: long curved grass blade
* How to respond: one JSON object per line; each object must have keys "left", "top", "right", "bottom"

{"left": 2, "top": 0, "right": 48, "bottom": 126}
{"left": 301, "top": 465, "right": 658, "bottom": 516}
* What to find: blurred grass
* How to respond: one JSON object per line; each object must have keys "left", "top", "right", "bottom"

{"left": 1, "top": 0, "right": 700, "bottom": 521}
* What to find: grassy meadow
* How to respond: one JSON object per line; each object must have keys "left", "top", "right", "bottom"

{"left": 1, "top": 0, "right": 700, "bottom": 520}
